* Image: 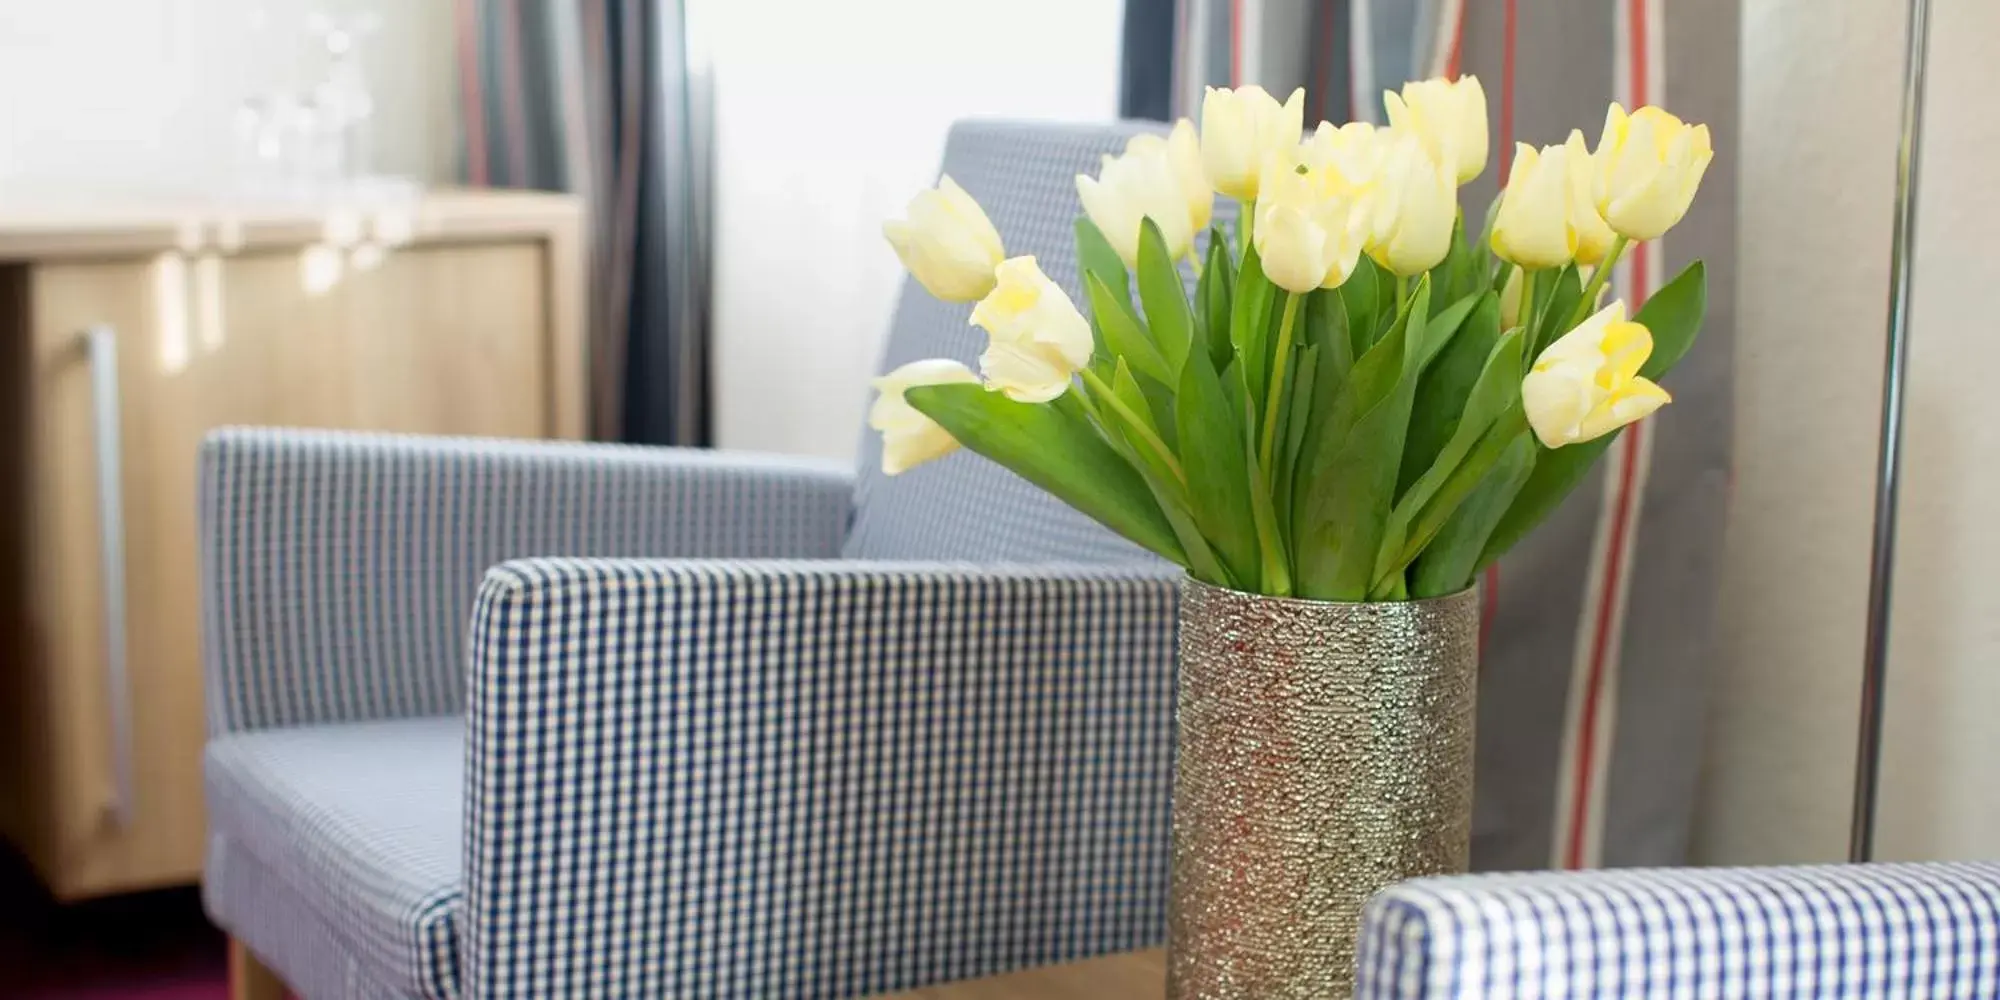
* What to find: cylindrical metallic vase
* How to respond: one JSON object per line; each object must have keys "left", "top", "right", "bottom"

{"left": 1168, "top": 578, "right": 1479, "bottom": 999}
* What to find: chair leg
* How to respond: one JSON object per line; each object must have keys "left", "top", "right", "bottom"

{"left": 230, "top": 938, "right": 289, "bottom": 1000}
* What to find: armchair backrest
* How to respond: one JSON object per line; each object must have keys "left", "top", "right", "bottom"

{"left": 844, "top": 120, "right": 1175, "bottom": 566}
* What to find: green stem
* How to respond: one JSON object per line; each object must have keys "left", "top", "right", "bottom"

{"left": 1239, "top": 198, "right": 1257, "bottom": 256}
{"left": 1188, "top": 252, "right": 1205, "bottom": 279}
{"left": 1257, "top": 292, "right": 1302, "bottom": 476}
{"left": 1070, "top": 379, "right": 1110, "bottom": 432}
{"left": 1516, "top": 266, "right": 1536, "bottom": 334}
{"left": 1396, "top": 274, "right": 1411, "bottom": 304}
{"left": 1079, "top": 367, "right": 1186, "bottom": 487}
{"left": 1565, "top": 235, "right": 1631, "bottom": 331}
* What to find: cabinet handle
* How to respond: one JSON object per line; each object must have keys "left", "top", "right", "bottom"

{"left": 83, "top": 324, "right": 133, "bottom": 829}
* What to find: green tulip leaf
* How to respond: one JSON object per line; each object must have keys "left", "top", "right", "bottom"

{"left": 1110, "top": 358, "right": 1173, "bottom": 481}
{"left": 1430, "top": 211, "right": 1479, "bottom": 304}
{"left": 1307, "top": 285, "right": 1355, "bottom": 393}
{"left": 1085, "top": 272, "right": 1171, "bottom": 386}
{"left": 1374, "top": 327, "right": 1526, "bottom": 590}
{"left": 1477, "top": 260, "right": 1708, "bottom": 568}
{"left": 1410, "top": 431, "right": 1536, "bottom": 597}
{"left": 1104, "top": 360, "right": 1231, "bottom": 586}
{"left": 1400, "top": 291, "right": 1502, "bottom": 496}
{"left": 1374, "top": 405, "right": 1528, "bottom": 596}
{"left": 1075, "top": 217, "right": 1129, "bottom": 302}
{"left": 1137, "top": 218, "right": 1195, "bottom": 376}
{"left": 1417, "top": 290, "right": 1485, "bottom": 375}
{"left": 906, "top": 383, "right": 1185, "bottom": 564}
{"left": 1532, "top": 264, "right": 1584, "bottom": 358}
{"left": 1177, "top": 346, "right": 1261, "bottom": 586}
{"left": 1242, "top": 387, "right": 1293, "bottom": 597}
{"left": 1201, "top": 229, "right": 1236, "bottom": 371}
{"left": 1135, "top": 368, "right": 1179, "bottom": 451}
{"left": 1341, "top": 256, "right": 1391, "bottom": 357}
{"left": 1637, "top": 260, "right": 1708, "bottom": 379}
{"left": 1230, "top": 245, "right": 1276, "bottom": 423}
{"left": 1277, "top": 342, "right": 1319, "bottom": 537}
{"left": 1291, "top": 278, "right": 1427, "bottom": 598}
{"left": 1394, "top": 324, "right": 1526, "bottom": 522}
{"left": 1472, "top": 194, "right": 1504, "bottom": 282}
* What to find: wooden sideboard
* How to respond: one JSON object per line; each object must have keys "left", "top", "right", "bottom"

{"left": 0, "top": 188, "right": 586, "bottom": 899}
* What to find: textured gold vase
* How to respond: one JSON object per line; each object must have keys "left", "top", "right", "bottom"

{"left": 1167, "top": 578, "right": 1479, "bottom": 999}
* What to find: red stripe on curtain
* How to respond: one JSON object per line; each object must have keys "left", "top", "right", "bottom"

{"left": 1498, "top": 0, "right": 1518, "bottom": 179}
{"left": 1443, "top": 0, "right": 1467, "bottom": 78}
{"left": 1565, "top": 426, "right": 1645, "bottom": 869}
{"left": 455, "top": 0, "right": 489, "bottom": 187}
{"left": 1562, "top": 0, "right": 1655, "bottom": 871}
{"left": 1230, "top": 0, "right": 1244, "bottom": 87}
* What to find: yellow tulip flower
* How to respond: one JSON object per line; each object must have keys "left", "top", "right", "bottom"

{"left": 882, "top": 176, "right": 1006, "bottom": 302}
{"left": 1199, "top": 85, "right": 1306, "bottom": 201}
{"left": 1492, "top": 130, "right": 1616, "bottom": 270}
{"left": 1594, "top": 103, "right": 1714, "bottom": 241}
{"left": 1522, "top": 300, "right": 1672, "bottom": 448}
{"left": 969, "top": 256, "right": 1095, "bottom": 403}
{"left": 1077, "top": 143, "right": 1198, "bottom": 268}
{"left": 1125, "top": 119, "right": 1214, "bottom": 237}
{"left": 1365, "top": 132, "right": 1457, "bottom": 277}
{"left": 1253, "top": 142, "right": 1370, "bottom": 294}
{"left": 1384, "top": 75, "right": 1489, "bottom": 186}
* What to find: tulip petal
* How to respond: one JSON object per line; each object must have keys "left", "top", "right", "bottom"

{"left": 870, "top": 358, "right": 982, "bottom": 474}
{"left": 980, "top": 342, "right": 1072, "bottom": 403}
{"left": 1522, "top": 366, "right": 1595, "bottom": 448}
{"left": 1257, "top": 203, "right": 1333, "bottom": 294}
{"left": 885, "top": 180, "right": 1005, "bottom": 302}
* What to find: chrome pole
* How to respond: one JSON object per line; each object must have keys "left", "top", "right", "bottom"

{"left": 1850, "top": 0, "right": 1933, "bottom": 865}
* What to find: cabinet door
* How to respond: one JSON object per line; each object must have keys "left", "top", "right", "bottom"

{"left": 13, "top": 241, "right": 549, "bottom": 897}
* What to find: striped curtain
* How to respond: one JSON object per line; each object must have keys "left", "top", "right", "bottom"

{"left": 456, "top": 0, "right": 713, "bottom": 447}
{"left": 1122, "top": 0, "right": 1740, "bottom": 872}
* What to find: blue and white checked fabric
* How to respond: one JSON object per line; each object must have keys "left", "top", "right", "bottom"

{"left": 201, "top": 121, "right": 1195, "bottom": 999}
{"left": 205, "top": 717, "right": 465, "bottom": 999}
{"left": 1355, "top": 861, "right": 2000, "bottom": 999}
{"left": 200, "top": 428, "right": 852, "bottom": 735}
{"left": 206, "top": 831, "right": 428, "bottom": 999}
{"left": 461, "top": 557, "right": 1181, "bottom": 999}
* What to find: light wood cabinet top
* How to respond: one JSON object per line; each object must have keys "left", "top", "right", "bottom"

{"left": 0, "top": 187, "right": 578, "bottom": 261}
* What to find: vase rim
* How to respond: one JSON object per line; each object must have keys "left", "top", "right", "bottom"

{"left": 1178, "top": 573, "right": 1477, "bottom": 609}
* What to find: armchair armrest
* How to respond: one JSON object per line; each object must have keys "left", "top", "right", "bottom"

{"left": 1356, "top": 861, "right": 2000, "bottom": 998}
{"left": 199, "top": 429, "right": 852, "bottom": 734}
{"left": 461, "top": 557, "right": 1182, "bottom": 999}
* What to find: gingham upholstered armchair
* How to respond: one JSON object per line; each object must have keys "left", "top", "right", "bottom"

{"left": 1354, "top": 861, "right": 2000, "bottom": 998}
{"left": 200, "top": 121, "right": 1182, "bottom": 999}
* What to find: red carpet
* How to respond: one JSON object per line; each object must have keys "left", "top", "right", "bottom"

{"left": 0, "top": 851, "right": 227, "bottom": 1000}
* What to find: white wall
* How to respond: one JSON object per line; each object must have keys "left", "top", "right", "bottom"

{"left": 703, "top": 0, "right": 1124, "bottom": 461}
{"left": 1697, "top": 0, "right": 2000, "bottom": 864}
{"left": 1871, "top": 0, "right": 2000, "bottom": 862}
{"left": 0, "top": 0, "right": 457, "bottom": 192}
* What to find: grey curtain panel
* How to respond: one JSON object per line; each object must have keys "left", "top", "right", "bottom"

{"left": 1121, "top": 0, "right": 1740, "bottom": 872}
{"left": 457, "top": 0, "right": 713, "bottom": 447}
{"left": 1121, "top": 0, "right": 1177, "bottom": 121}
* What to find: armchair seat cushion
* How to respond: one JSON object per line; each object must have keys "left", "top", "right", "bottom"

{"left": 204, "top": 717, "right": 465, "bottom": 999}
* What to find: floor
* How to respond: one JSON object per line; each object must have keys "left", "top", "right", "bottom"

{"left": 0, "top": 849, "right": 227, "bottom": 1000}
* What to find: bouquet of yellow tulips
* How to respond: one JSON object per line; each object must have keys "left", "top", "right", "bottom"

{"left": 874, "top": 78, "right": 1712, "bottom": 602}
